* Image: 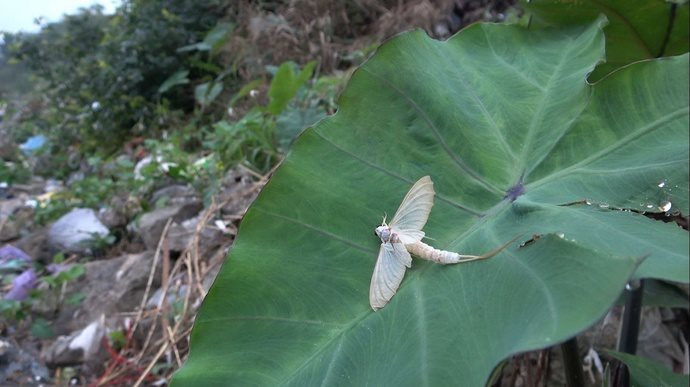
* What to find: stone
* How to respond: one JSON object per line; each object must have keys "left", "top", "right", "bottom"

{"left": 150, "top": 184, "right": 198, "bottom": 205}
{"left": 146, "top": 284, "right": 189, "bottom": 309}
{"left": 0, "top": 337, "right": 50, "bottom": 384}
{"left": 167, "top": 214, "right": 228, "bottom": 253}
{"left": 14, "top": 229, "right": 51, "bottom": 264}
{"left": 98, "top": 194, "right": 142, "bottom": 229}
{"left": 0, "top": 197, "right": 24, "bottom": 219}
{"left": 137, "top": 202, "right": 203, "bottom": 250}
{"left": 0, "top": 197, "right": 26, "bottom": 241}
{"left": 53, "top": 251, "right": 160, "bottom": 334}
{"left": 48, "top": 208, "right": 110, "bottom": 253}
{"left": 218, "top": 168, "right": 259, "bottom": 217}
{"left": 42, "top": 319, "right": 106, "bottom": 368}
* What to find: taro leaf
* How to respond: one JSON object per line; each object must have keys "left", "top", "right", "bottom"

{"left": 607, "top": 350, "right": 689, "bottom": 387}
{"left": 158, "top": 70, "right": 190, "bottom": 94}
{"left": 172, "top": 19, "right": 689, "bottom": 385}
{"left": 523, "top": 0, "right": 690, "bottom": 81}
{"left": 177, "top": 22, "right": 234, "bottom": 55}
{"left": 194, "top": 81, "right": 223, "bottom": 107}
{"left": 267, "top": 61, "right": 316, "bottom": 115}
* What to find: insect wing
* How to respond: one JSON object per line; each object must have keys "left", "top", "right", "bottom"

{"left": 369, "top": 242, "right": 412, "bottom": 310}
{"left": 389, "top": 176, "right": 435, "bottom": 244}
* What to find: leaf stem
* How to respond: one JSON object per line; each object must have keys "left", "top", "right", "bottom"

{"left": 613, "top": 279, "right": 645, "bottom": 386}
{"left": 561, "top": 336, "right": 585, "bottom": 387}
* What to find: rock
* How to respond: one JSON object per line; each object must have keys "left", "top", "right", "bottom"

{"left": 150, "top": 184, "right": 198, "bottom": 206}
{"left": 0, "top": 197, "right": 26, "bottom": 241}
{"left": 97, "top": 206, "right": 126, "bottom": 229}
{"left": 0, "top": 126, "right": 18, "bottom": 159}
{"left": 0, "top": 338, "right": 50, "bottom": 384}
{"left": 218, "top": 168, "right": 259, "bottom": 217}
{"left": 53, "top": 251, "right": 160, "bottom": 334}
{"left": 42, "top": 319, "right": 106, "bottom": 368}
{"left": 0, "top": 205, "right": 34, "bottom": 242}
{"left": 8, "top": 176, "right": 52, "bottom": 196}
{"left": 48, "top": 208, "right": 110, "bottom": 253}
{"left": 14, "top": 229, "right": 51, "bottom": 264}
{"left": 167, "top": 214, "right": 228, "bottom": 253}
{"left": 0, "top": 220, "right": 19, "bottom": 242}
{"left": 146, "top": 284, "right": 189, "bottom": 309}
{"left": 137, "top": 202, "right": 203, "bottom": 250}
{"left": 97, "top": 194, "right": 142, "bottom": 229}
{"left": 0, "top": 197, "right": 24, "bottom": 219}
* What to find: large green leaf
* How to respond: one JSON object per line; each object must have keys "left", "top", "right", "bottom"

{"left": 523, "top": 0, "right": 690, "bottom": 81}
{"left": 607, "top": 351, "right": 690, "bottom": 387}
{"left": 173, "top": 19, "right": 689, "bottom": 385}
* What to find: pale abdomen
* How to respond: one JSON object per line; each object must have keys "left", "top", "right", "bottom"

{"left": 405, "top": 241, "right": 462, "bottom": 264}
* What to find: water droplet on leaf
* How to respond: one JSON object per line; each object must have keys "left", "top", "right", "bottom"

{"left": 658, "top": 201, "right": 672, "bottom": 212}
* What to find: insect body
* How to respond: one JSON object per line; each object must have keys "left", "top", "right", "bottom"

{"left": 369, "top": 176, "right": 514, "bottom": 311}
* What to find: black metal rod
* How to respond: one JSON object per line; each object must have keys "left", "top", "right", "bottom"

{"left": 618, "top": 279, "right": 645, "bottom": 353}
{"left": 561, "top": 336, "right": 585, "bottom": 387}
{"left": 615, "top": 279, "right": 646, "bottom": 387}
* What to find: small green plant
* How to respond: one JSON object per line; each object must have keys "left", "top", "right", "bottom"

{"left": 33, "top": 156, "right": 149, "bottom": 224}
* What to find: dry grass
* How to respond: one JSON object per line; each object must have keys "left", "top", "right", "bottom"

{"left": 88, "top": 164, "right": 276, "bottom": 386}
{"left": 225, "top": 0, "right": 456, "bottom": 80}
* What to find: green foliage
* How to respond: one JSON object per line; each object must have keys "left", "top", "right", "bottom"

{"left": 173, "top": 19, "right": 689, "bottom": 385}
{"left": 607, "top": 350, "right": 690, "bottom": 387}
{"left": 0, "top": 159, "right": 31, "bottom": 184}
{"left": 158, "top": 70, "right": 190, "bottom": 94}
{"left": 0, "top": 299, "right": 21, "bottom": 319}
{"left": 523, "top": 0, "right": 690, "bottom": 80}
{"left": 177, "top": 22, "right": 234, "bottom": 56}
{"left": 267, "top": 61, "right": 317, "bottom": 115}
{"left": 7, "top": 0, "right": 230, "bottom": 153}
{"left": 41, "top": 264, "right": 86, "bottom": 289}
{"left": 211, "top": 110, "right": 280, "bottom": 174}
{"left": 30, "top": 317, "right": 55, "bottom": 339}
{"left": 194, "top": 81, "right": 224, "bottom": 108}
{"left": 33, "top": 156, "right": 149, "bottom": 224}
{"left": 109, "top": 329, "right": 127, "bottom": 351}
{"left": 1, "top": 262, "right": 86, "bottom": 323}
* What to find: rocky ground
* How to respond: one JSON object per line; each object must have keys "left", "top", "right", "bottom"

{"left": 1, "top": 165, "right": 264, "bottom": 385}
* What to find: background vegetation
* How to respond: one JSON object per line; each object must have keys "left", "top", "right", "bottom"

{"left": 0, "top": 0, "right": 687, "bottom": 385}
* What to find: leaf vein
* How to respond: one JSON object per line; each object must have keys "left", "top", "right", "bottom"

{"left": 253, "top": 207, "right": 376, "bottom": 254}
{"left": 528, "top": 106, "right": 689, "bottom": 188}
{"left": 360, "top": 67, "right": 504, "bottom": 196}
{"left": 312, "top": 129, "right": 485, "bottom": 217}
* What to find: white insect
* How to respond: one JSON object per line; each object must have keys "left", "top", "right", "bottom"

{"left": 369, "top": 176, "right": 514, "bottom": 311}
